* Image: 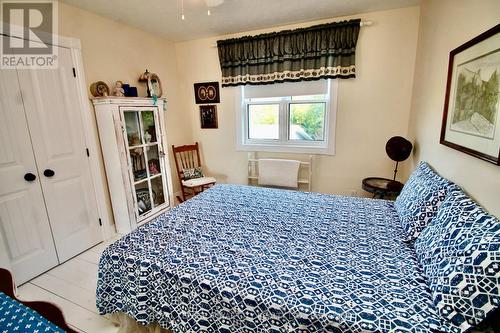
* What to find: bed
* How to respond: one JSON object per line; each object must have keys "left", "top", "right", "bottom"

{"left": 96, "top": 183, "right": 498, "bottom": 332}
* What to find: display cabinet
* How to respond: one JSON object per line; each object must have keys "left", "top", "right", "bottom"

{"left": 92, "top": 97, "right": 173, "bottom": 233}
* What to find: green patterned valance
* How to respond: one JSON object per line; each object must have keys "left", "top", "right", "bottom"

{"left": 217, "top": 19, "right": 361, "bottom": 87}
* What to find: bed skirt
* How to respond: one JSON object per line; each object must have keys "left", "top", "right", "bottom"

{"left": 109, "top": 313, "right": 171, "bottom": 333}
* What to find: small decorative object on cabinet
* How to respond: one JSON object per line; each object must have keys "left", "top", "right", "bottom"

{"left": 114, "top": 80, "right": 125, "bottom": 97}
{"left": 149, "top": 73, "right": 162, "bottom": 97}
{"left": 92, "top": 97, "right": 174, "bottom": 233}
{"left": 89, "top": 81, "right": 110, "bottom": 97}
{"left": 139, "top": 69, "right": 162, "bottom": 98}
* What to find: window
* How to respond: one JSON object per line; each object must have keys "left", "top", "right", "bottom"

{"left": 236, "top": 80, "right": 337, "bottom": 155}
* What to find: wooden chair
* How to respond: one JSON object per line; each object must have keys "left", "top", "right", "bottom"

{"left": 0, "top": 268, "right": 77, "bottom": 333}
{"left": 172, "top": 142, "right": 216, "bottom": 202}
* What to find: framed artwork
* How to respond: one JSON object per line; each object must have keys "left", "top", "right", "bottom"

{"left": 440, "top": 24, "right": 500, "bottom": 165}
{"left": 200, "top": 105, "right": 218, "bottom": 129}
{"left": 194, "top": 82, "right": 220, "bottom": 104}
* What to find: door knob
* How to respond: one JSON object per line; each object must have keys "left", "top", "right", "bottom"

{"left": 24, "top": 173, "right": 37, "bottom": 182}
{"left": 43, "top": 169, "right": 55, "bottom": 177}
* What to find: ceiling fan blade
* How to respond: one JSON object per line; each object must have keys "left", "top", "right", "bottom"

{"left": 204, "top": 0, "right": 224, "bottom": 7}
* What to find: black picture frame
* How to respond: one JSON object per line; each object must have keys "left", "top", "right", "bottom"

{"left": 194, "top": 82, "right": 220, "bottom": 104}
{"left": 440, "top": 24, "right": 500, "bottom": 165}
{"left": 200, "top": 105, "right": 218, "bottom": 129}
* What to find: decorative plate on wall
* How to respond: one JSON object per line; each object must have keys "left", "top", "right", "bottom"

{"left": 194, "top": 82, "right": 220, "bottom": 104}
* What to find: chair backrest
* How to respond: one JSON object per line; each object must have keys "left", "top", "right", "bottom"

{"left": 172, "top": 142, "right": 202, "bottom": 181}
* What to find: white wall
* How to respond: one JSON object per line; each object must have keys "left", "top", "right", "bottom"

{"left": 407, "top": 0, "right": 500, "bottom": 216}
{"left": 175, "top": 6, "right": 420, "bottom": 196}
{"left": 57, "top": 3, "right": 190, "bottom": 229}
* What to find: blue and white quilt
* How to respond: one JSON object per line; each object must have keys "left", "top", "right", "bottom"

{"left": 96, "top": 184, "right": 456, "bottom": 332}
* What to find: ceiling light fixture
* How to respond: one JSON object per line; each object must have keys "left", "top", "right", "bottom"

{"left": 205, "top": 0, "right": 224, "bottom": 16}
{"left": 181, "top": 0, "right": 222, "bottom": 19}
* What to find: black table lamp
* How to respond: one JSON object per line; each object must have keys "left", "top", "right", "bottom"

{"left": 385, "top": 136, "right": 413, "bottom": 181}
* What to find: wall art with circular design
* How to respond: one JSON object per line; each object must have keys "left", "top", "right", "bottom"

{"left": 193, "top": 81, "right": 220, "bottom": 104}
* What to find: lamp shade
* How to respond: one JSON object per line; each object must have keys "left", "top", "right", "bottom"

{"left": 385, "top": 136, "right": 412, "bottom": 162}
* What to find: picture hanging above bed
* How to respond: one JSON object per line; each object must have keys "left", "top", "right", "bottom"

{"left": 440, "top": 23, "right": 500, "bottom": 165}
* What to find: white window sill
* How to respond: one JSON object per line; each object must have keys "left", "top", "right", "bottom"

{"left": 236, "top": 143, "right": 335, "bottom": 155}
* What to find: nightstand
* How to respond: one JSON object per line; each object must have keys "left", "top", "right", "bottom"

{"left": 362, "top": 177, "right": 404, "bottom": 199}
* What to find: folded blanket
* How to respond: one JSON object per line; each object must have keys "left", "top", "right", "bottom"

{"left": 258, "top": 158, "right": 300, "bottom": 188}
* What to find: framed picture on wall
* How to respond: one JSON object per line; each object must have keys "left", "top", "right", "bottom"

{"left": 200, "top": 105, "right": 218, "bottom": 129}
{"left": 194, "top": 82, "right": 220, "bottom": 104}
{"left": 440, "top": 24, "right": 500, "bottom": 165}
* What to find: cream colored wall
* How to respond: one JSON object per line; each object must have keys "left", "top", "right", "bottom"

{"left": 406, "top": 0, "right": 500, "bottom": 217}
{"left": 174, "top": 6, "right": 420, "bottom": 196}
{"left": 59, "top": 3, "right": 190, "bottom": 146}
{"left": 57, "top": 3, "right": 190, "bottom": 230}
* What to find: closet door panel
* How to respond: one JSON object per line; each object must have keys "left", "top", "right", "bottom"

{"left": 17, "top": 46, "right": 102, "bottom": 262}
{"left": 0, "top": 69, "right": 59, "bottom": 284}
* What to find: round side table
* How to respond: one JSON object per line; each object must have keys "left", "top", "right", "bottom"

{"left": 362, "top": 177, "right": 404, "bottom": 199}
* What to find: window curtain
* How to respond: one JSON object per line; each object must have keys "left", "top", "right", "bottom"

{"left": 217, "top": 19, "right": 361, "bottom": 87}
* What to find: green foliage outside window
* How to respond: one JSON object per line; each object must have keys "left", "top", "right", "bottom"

{"left": 248, "top": 100, "right": 326, "bottom": 141}
{"left": 290, "top": 103, "right": 325, "bottom": 140}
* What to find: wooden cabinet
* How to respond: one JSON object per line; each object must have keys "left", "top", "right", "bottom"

{"left": 92, "top": 98, "right": 174, "bottom": 233}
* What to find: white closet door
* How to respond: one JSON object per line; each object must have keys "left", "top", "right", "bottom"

{"left": 17, "top": 46, "right": 103, "bottom": 262}
{"left": 0, "top": 69, "right": 59, "bottom": 284}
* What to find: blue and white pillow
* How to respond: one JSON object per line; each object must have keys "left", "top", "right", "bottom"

{"left": 394, "top": 162, "right": 457, "bottom": 242}
{"left": 415, "top": 189, "right": 500, "bottom": 333}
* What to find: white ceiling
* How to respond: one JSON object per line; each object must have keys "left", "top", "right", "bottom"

{"left": 61, "top": 0, "right": 420, "bottom": 42}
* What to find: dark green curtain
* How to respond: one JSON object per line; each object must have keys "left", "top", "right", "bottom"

{"left": 217, "top": 19, "right": 361, "bottom": 87}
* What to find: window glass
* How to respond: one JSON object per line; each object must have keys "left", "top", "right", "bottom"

{"left": 151, "top": 176, "right": 165, "bottom": 207}
{"left": 248, "top": 104, "right": 280, "bottom": 139}
{"left": 289, "top": 103, "right": 326, "bottom": 141}
{"left": 239, "top": 79, "right": 335, "bottom": 154}
{"left": 135, "top": 181, "right": 151, "bottom": 216}
{"left": 141, "top": 111, "right": 157, "bottom": 143}
{"left": 130, "top": 147, "right": 147, "bottom": 181}
{"left": 124, "top": 111, "right": 142, "bottom": 146}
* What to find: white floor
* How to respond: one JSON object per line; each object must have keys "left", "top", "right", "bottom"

{"left": 16, "top": 236, "right": 122, "bottom": 333}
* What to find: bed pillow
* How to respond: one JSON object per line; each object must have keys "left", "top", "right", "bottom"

{"left": 394, "top": 162, "right": 456, "bottom": 242}
{"left": 414, "top": 189, "right": 500, "bottom": 333}
{"left": 183, "top": 167, "right": 204, "bottom": 181}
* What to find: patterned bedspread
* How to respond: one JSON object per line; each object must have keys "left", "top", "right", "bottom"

{"left": 97, "top": 184, "right": 454, "bottom": 332}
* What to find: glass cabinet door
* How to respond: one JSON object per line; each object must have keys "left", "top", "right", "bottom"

{"left": 122, "top": 107, "right": 168, "bottom": 221}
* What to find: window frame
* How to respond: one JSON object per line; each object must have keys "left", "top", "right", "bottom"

{"left": 236, "top": 79, "right": 338, "bottom": 155}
